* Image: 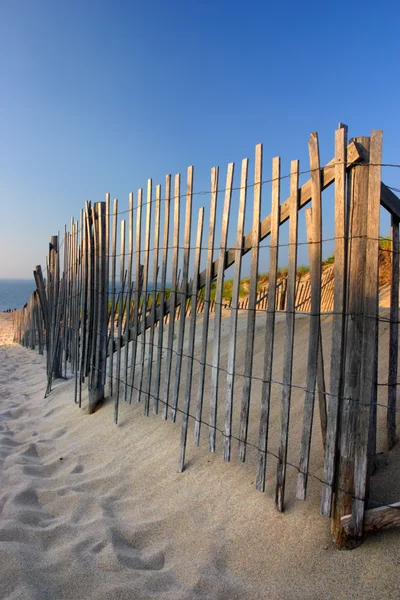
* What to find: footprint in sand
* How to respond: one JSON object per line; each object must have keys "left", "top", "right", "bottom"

{"left": 0, "top": 430, "right": 22, "bottom": 463}
{"left": 23, "top": 458, "right": 63, "bottom": 479}
{"left": 1, "top": 407, "right": 24, "bottom": 420}
{"left": 0, "top": 487, "right": 53, "bottom": 533}
{"left": 44, "top": 406, "right": 64, "bottom": 419}
{"left": 3, "top": 442, "right": 40, "bottom": 470}
{"left": 94, "top": 529, "right": 165, "bottom": 572}
{"left": 70, "top": 464, "right": 84, "bottom": 474}
{"left": 53, "top": 427, "right": 67, "bottom": 439}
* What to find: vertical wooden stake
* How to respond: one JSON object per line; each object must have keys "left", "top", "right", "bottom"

{"left": 123, "top": 193, "right": 134, "bottom": 403}
{"left": 114, "top": 219, "right": 126, "bottom": 422}
{"left": 179, "top": 207, "right": 204, "bottom": 471}
{"left": 108, "top": 199, "right": 118, "bottom": 396}
{"left": 388, "top": 216, "right": 399, "bottom": 449}
{"left": 136, "top": 181, "right": 152, "bottom": 403}
{"left": 239, "top": 144, "right": 262, "bottom": 462}
{"left": 352, "top": 131, "right": 382, "bottom": 537}
{"left": 275, "top": 159, "right": 299, "bottom": 512}
{"left": 194, "top": 167, "right": 218, "bottom": 443}
{"left": 144, "top": 184, "right": 161, "bottom": 415}
{"left": 153, "top": 176, "right": 171, "bottom": 413}
{"left": 224, "top": 158, "right": 248, "bottom": 461}
{"left": 321, "top": 124, "right": 348, "bottom": 517}
{"left": 171, "top": 167, "right": 193, "bottom": 422}
{"left": 297, "top": 133, "right": 323, "bottom": 500}
{"left": 88, "top": 202, "right": 107, "bottom": 414}
{"left": 163, "top": 175, "right": 180, "bottom": 419}
{"left": 256, "top": 156, "right": 280, "bottom": 490}
{"left": 332, "top": 136, "right": 370, "bottom": 546}
{"left": 128, "top": 189, "right": 143, "bottom": 404}
{"left": 209, "top": 162, "right": 234, "bottom": 450}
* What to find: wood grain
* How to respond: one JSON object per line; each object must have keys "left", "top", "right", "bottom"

{"left": 275, "top": 159, "right": 299, "bottom": 512}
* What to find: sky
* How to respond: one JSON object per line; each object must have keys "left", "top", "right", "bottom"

{"left": 0, "top": 0, "right": 399, "bottom": 279}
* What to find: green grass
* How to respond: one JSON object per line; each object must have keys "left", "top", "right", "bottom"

{"left": 222, "top": 279, "right": 233, "bottom": 301}
{"left": 296, "top": 265, "right": 310, "bottom": 277}
{"left": 322, "top": 254, "right": 335, "bottom": 266}
{"left": 379, "top": 236, "right": 391, "bottom": 251}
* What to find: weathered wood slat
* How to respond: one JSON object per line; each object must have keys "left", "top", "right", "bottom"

{"left": 321, "top": 125, "right": 348, "bottom": 517}
{"left": 341, "top": 501, "right": 400, "bottom": 533}
{"left": 163, "top": 175, "right": 180, "bottom": 419}
{"left": 90, "top": 214, "right": 99, "bottom": 392}
{"left": 91, "top": 210, "right": 101, "bottom": 394}
{"left": 76, "top": 215, "right": 84, "bottom": 396}
{"left": 239, "top": 144, "right": 262, "bottom": 462}
{"left": 153, "top": 176, "right": 170, "bottom": 414}
{"left": 171, "top": 168, "right": 193, "bottom": 422}
{"left": 387, "top": 216, "right": 399, "bottom": 449}
{"left": 83, "top": 203, "right": 92, "bottom": 381}
{"left": 74, "top": 221, "right": 81, "bottom": 404}
{"left": 104, "top": 194, "right": 110, "bottom": 389}
{"left": 77, "top": 210, "right": 88, "bottom": 407}
{"left": 47, "top": 275, "right": 64, "bottom": 395}
{"left": 352, "top": 130, "right": 382, "bottom": 537}
{"left": 94, "top": 203, "right": 108, "bottom": 409}
{"left": 72, "top": 224, "right": 77, "bottom": 378}
{"left": 128, "top": 189, "right": 142, "bottom": 404}
{"left": 224, "top": 159, "right": 248, "bottom": 462}
{"left": 99, "top": 203, "right": 109, "bottom": 401}
{"left": 52, "top": 235, "right": 61, "bottom": 379}
{"left": 114, "top": 219, "right": 126, "bottom": 423}
{"left": 316, "top": 318, "right": 327, "bottom": 450}
{"left": 275, "top": 159, "right": 299, "bottom": 512}
{"left": 256, "top": 156, "right": 280, "bottom": 491}
{"left": 68, "top": 225, "right": 75, "bottom": 377}
{"left": 332, "top": 136, "right": 370, "bottom": 546}
{"left": 108, "top": 199, "right": 118, "bottom": 397}
{"left": 381, "top": 182, "right": 400, "bottom": 219}
{"left": 123, "top": 193, "right": 134, "bottom": 403}
{"left": 75, "top": 221, "right": 81, "bottom": 388}
{"left": 144, "top": 184, "right": 161, "bottom": 416}
{"left": 297, "top": 133, "right": 323, "bottom": 500}
{"left": 194, "top": 167, "right": 218, "bottom": 444}
{"left": 137, "top": 180, "right": 152, "bottom": 404}
{"left": 179, "top": 207, "right": 205, "bottom": 472}
{"left": 62, "top": 224, "right": 68, "bottom": 377}
{"left": 35, "top": 291, "right": 44, "bottom": 355}
{"left": 209, "top": 162, "right": 234, "bottom": 451}
{"left": 90, "top": 214, "right": 99, "bottom": 395}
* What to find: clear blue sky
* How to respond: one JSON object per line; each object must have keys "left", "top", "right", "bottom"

{"left": 0, "top": 0, "right": 399, "bottom": 278}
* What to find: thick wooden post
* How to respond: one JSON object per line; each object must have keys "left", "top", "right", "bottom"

{"left": 332, "top": 137, "right": 372, "bottom": 547}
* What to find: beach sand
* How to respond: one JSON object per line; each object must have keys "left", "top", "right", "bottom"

{"left": 0, "top": 311, "right": 399, "bottom": 600}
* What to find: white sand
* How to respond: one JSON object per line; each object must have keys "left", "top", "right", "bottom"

{"left": 0, "top": 311, "right": 399, "bottom": 600}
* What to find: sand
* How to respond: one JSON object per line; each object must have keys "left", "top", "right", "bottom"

{"left": 0, "top": 310, "right": 399, "bottom": 600}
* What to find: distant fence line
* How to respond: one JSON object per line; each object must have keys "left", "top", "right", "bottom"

{"left": 13, "top": 126, "right": 400, "bottom": 547}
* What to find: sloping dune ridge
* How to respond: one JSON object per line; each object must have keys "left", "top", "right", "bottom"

{"left": 0, "top": 312, "right": 399, "bottom": 600}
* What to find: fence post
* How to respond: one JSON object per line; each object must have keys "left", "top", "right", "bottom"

{"left": 88, "top": 201, "right": 108, "bottom": 414}
{"left": 49, "top": 235, "right": 62, "bottom": 378}
{"left": 388, "top": 215, "right": 399, "bottom": 449}
{"left": 332, "top": 136, "right": 377, "bottom": 547}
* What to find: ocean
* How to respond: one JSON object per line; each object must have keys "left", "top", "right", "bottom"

{"left": 0, "top": 279, "right": 36, "bottom": 312}
{"left": 0, "top": 279, "right": 174, "bottom": 313}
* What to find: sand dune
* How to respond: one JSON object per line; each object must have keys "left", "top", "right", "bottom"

{"left": 0, "top": 311, "right": 399, "bottom": 599}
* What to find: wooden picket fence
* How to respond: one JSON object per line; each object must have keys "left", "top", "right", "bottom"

{"left": 13, "top": 126, "right": 400, "bottom": 547}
